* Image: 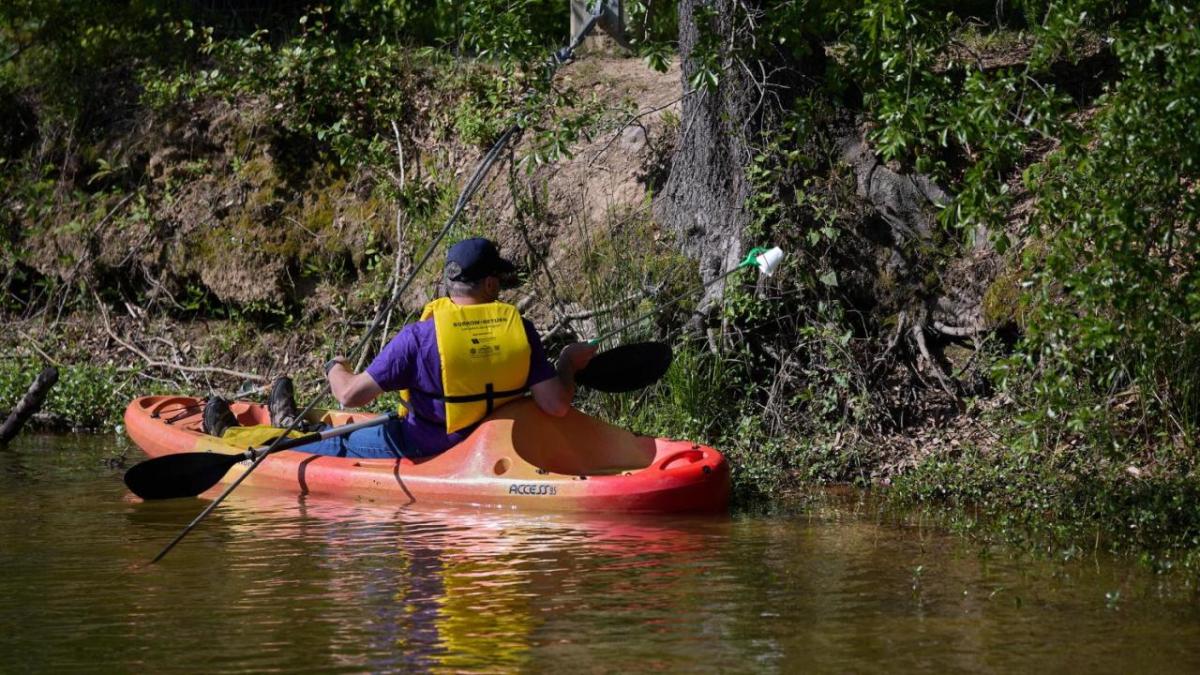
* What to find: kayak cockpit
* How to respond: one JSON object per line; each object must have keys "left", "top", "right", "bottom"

{"left": 133, "top": 396, "right": 659, "bottom": 476}
{"left": 505, "top": 400, "right": 657, "bottom": 475}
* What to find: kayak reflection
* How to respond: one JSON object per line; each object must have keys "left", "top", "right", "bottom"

{"left": 207, "top": 489, "right": 730, "bottom": 671}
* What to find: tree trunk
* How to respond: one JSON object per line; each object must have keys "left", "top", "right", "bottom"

{"left": 655, "top": 0, "right": 995, "bottom": 399}
{"left": 653, "top": 0, "right": 808, "bottom": 316}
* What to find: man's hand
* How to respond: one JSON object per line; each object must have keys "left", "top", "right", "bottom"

{"left": 325, "top": 356, "right": 384, "bottom": 408}
{"left": 324, "top": 356, "right": 349, "bottom": 374}
{"left": 532, "top": 342, "right": 597, "bottom": 418}
{"left": 556, "top": 342, "right": 598, "bottom": 375}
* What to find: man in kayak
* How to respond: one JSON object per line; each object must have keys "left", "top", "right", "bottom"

{"left": 203, "top": 237, "right": 596, "bottom": 459}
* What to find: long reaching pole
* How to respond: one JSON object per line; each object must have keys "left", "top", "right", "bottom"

{"left": 589, "top": 247, "right": 784, "bottom": 345}
{"left": 145, "top": 2, "right": 616, "bottom": 564}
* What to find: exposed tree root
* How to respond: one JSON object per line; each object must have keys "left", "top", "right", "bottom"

{"left": 911, "top": 321, "right": 958, "bottom": 398}
{"left": 933, "top": 320, "right": 983, "bottom": 338}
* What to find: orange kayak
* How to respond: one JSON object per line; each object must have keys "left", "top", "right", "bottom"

{"left": 124, "top": 396, "right": 730, "bottom": 513}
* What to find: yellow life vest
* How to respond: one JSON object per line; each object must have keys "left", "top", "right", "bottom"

{"left": 401, "top": 297, "right": 531, "bottom": 433}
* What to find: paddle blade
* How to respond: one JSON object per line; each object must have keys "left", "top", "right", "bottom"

{"left": 576, "top": 341, "right": 673, "bottom": 393}
{"left": 123, "top": 452, "right": 244, "bottom": 500}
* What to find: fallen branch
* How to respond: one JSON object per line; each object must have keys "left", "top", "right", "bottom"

{"left": 0, "top": 366, "right": 59, "bottom": 444}
{"left": 18, "top": 331, "right": 61, "bottom": 366}
{"left": 543, "top": 288, "right": 653, "bottom": 341}
{"left": 560, "top": 289, "right": 649, "bottom": 321}
{"left": 376, "top": 120, "right": 410, "bottom": 359}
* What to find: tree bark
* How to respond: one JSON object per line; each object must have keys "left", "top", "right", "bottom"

{"left": 0, "top": 366, "right": 59, "bottom": 444}
{"left": 653, "top": 0, "right": 809, "bottom": 316}
{"left": 570, "top": 0, "right": 629, "bottom": 51}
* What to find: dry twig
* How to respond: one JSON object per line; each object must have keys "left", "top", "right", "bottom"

{"left": 94, "top": 293, "right": 264, "bottom": 382}
{"left": 589, "top": 90, "right": 695, "bottom": 166}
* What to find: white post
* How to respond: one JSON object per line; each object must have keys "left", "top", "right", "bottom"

{"left": 570, "top": 0, "right": 629, "bottom": 53}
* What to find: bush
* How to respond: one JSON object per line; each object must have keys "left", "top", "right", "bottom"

{"left": 1012, "top": 1, "right": 1200, "bottom": 450}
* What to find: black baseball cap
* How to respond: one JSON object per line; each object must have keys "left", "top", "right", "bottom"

{"left": 445, "top": 237, "right": 516, "bottom": 282}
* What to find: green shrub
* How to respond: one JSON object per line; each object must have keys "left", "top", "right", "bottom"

{"left": 0, "top": 361, "right": 156, "bottom": 429}
{"left": 1011, "top": 1, "right": 1200, "bottom": 451}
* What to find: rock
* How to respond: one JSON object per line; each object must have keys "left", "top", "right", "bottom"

{"left": 620, "top": 126, "right": 647, "bottom": 153}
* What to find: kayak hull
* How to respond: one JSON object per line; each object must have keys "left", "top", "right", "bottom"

{"left": 124, "top": 396, "right": 730, "bottom": 513}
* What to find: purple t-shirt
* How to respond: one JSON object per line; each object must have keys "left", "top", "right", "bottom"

{"left": 365, "top": 316, "right": 557, "bottom": 454}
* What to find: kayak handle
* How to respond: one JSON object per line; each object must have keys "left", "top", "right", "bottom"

{"left": 656, "top": 448, "right": 707, "bottom": 472}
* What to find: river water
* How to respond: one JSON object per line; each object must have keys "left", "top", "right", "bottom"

{"left": 3, "top": 433, "right": 1200, "bottom": 673}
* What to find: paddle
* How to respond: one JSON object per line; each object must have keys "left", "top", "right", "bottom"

{"left": 572, "top": 246, "right": 785, "bottom": 392}
{"left": 124, "top": 413, "right": 395, "bottom": 501}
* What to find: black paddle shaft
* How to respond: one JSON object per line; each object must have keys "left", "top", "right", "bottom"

{"left": 124, "top": 414, "right": 393, "bottom": 501}
{"left": 139, "top": 413, "right": 395, "bottom": 564}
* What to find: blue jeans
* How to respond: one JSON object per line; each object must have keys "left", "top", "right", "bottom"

{"left": 300, "top": 416, "right": 434, "bottom": 459}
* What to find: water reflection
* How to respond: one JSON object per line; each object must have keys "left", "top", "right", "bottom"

{"left": 202, "top": 490, "right": 732, "bottom": 672}
{"left": 5, "top": 434, "right": 1200, "bottom": 673}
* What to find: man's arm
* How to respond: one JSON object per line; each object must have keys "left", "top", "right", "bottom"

{"left": 326, "top": 357, "right": 385, "bottom": 408}
{"left": 530, "top": 342, "right": 596, "bottom": 417}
